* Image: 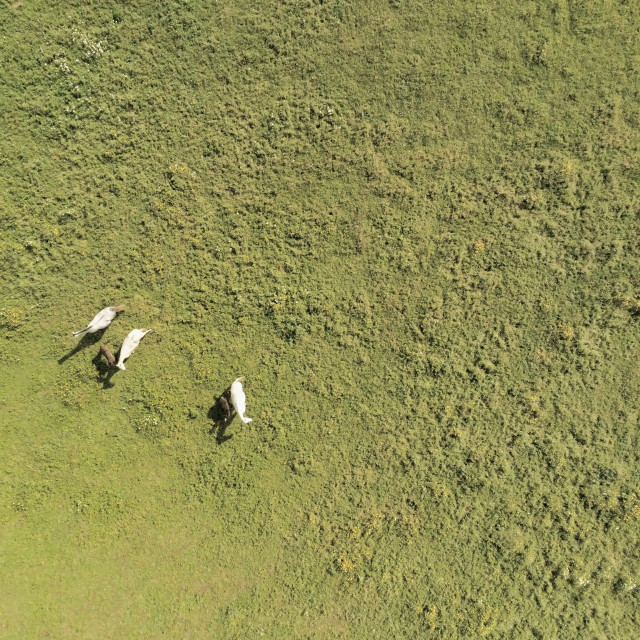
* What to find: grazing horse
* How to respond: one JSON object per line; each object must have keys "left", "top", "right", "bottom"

{"left": 218, "top": 395, "right": 232, "bottom": 422}
{"left": 230, "top": 377, "right": 253, "bottom": 423}
{"left": 73, "top": 305, "right": 125, "bottom": 338}
{"left": 116, "top": 328, "right": 152, "bottom": 371}
{"left": 99, "top": 344, "right": 116, "bottom": 366}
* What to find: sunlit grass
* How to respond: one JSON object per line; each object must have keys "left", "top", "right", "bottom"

{"left": 1, "top": 0, "right": 639, "bottom": 637}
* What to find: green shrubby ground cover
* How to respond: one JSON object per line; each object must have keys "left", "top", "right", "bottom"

{"left": 1, "top": 0, "right": 639, "bottom": 637}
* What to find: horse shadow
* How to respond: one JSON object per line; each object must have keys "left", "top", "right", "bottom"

{"left": 58, "top": 330, "right": 106, "bottom": 365}
{"left": 208, "top": 386, "right": 236, "bottom": 444}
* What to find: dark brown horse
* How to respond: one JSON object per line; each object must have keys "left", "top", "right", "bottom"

{"left": 218, "top": 395, "right": 232, "bottom": 422}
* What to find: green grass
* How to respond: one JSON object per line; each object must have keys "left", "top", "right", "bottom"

{"left": 1, "top": 0, "right": 639, "bottom": 637}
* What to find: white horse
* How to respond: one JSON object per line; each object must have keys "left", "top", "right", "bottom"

{"left": 230, "top": 377, "right": 253, "bottom": 423}
{"left": 116, "top": 329, "right": 152, "bottom": 370}
{"left": 72, "top": 305, "right": 125, "bottom": 338}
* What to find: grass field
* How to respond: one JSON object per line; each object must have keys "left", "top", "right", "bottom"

{"left": 1, "top": 0, "right": 639, "bottom": 637}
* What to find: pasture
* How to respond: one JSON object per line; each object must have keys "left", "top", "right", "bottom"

{"left": 1, "top": 1, "right": 639, "bottom": 637}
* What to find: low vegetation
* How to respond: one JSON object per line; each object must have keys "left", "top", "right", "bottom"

{"left": 1, "top": 0, "right": 639, "bottom": 637}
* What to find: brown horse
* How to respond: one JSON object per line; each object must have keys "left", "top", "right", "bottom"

{"left": 100, "top": 344, "right": 117, "bottom": 367}
{"left": 218, "top": 395, "right": 232, "bottom": 422}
